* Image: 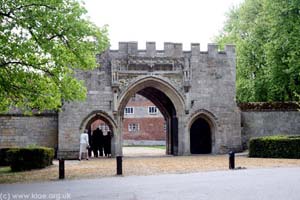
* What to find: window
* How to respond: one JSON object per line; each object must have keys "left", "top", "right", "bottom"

{"left": 148, "top": 106, "right": 157, "bottom": 115}
{"left": 163, "top": 122, "right": 167, "bottom": 133}
{"left": 99, "top": 123, "right": 109, "bottom": 131}
{"left": 128, "top": 123, "right": 139, "bottom": 132}
{"left": 131, "top": 94, "right": 136, "bottom": 102}
{"left": 125, "top": 107, "right": 134, "bottom": 115}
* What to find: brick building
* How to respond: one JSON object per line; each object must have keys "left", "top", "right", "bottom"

{"left": 90, "top": 94, "right": 166, "bottom": 146}
{"left": 122, "top": 94, "right": 166, "bottom": 145}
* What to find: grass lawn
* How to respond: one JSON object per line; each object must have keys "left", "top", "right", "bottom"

{"left": 142, "top": 146, "right": 166, "bottom": 150}
{"left": 0, "top": 166, "right": 10, "bottom": 174}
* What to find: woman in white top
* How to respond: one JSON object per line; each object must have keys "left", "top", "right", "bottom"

{"left": 79, "top": 129, "right": 90, "bottom": 160}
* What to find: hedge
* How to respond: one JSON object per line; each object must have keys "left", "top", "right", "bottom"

{"left": 238, "top": 102, "right": 299, "bottom": 111}
{"left": 249, "top": 135, "right": 300, "bottom": 158}
{"left": 0, "top": 148, "right": 10, "bottom": 166}
{"left": 7, "top": 147, "right": 54, "bottom": 172}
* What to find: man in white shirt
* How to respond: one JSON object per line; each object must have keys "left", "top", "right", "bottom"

{"left": 79, "top": 129, "right": 90, "bottom": 160}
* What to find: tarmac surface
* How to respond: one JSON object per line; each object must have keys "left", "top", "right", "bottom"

{"left": 1, "top": 167, "right": 300, "bottom": 200}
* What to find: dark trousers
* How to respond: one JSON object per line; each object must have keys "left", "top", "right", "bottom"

{"left": 99, "top": 145, "right": 103, "bottom": 156}
{"left": 92, "top": 146, "right": 98, "bottom": 157}
{"left": 93, "top": 144, "right": 104, "bottom": 157}
{"left": 88, "top": 147, "right": 92, "bottom": 157}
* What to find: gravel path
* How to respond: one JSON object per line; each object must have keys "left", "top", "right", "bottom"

{"left": 123, "top": 146, "right": 165, "bottom": 157}
{"left": 1, "top": 147, "right": 300, "bottom": 183}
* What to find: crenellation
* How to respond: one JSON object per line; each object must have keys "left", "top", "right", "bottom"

{"left": 118, "top": 42, "right": 128, "bottom": 55}
{"left": 146, "top": 42, "right": 156, "bottom": 57}
{"left": 164, "top": 42, "right": 175, "bottom": 57}
{"left": 207, "top": 43, "right": 218, "bottom": 56}
{"left": 174, "top": 43, "right": 183, "bottom": 57}
{"left": 115, "top": 42, "right": 234, "bottom": 57}
{"left": 191, "top": 43, "right": 200, "bottom": 56}
{"left": 128, "top": 42, "right": 138, "bottom": 56}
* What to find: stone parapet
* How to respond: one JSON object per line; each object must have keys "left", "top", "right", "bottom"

{"left": 115, "top": 42, "right": 234, "bottom": 57}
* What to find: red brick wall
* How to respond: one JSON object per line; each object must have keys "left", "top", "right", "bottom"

{"left": 90, "top": 118, "right": 166, "bottom": 141}
{"left": 91, "top": 119, "right": 109, "bottom": 131}
{"left": 126, "top": 95, "right": 156, "bottom": 107}
{"left": 122, "top": 118, "right": 166, "bottom": 140}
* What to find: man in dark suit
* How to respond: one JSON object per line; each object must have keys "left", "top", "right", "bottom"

{"left": 92, "top": 128, "right": 101, "bottom": 157}
{"left": 104, "top": 130, "right": 112, "bottom": 157}
{"left": 98, "top": 128, "right": 104, "bottom": 157}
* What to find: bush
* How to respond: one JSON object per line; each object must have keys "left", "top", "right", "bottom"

{"left": 0, "top": 148, "right": 10, "bottom": 166}
{"left": 7, "top": 147, "right": 54, "bottom": 172}
{"left": 249, "top": 135, "right": 300, "bottom": 158}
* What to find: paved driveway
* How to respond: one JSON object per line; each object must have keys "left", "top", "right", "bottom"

{"left": 1, "top": 167, "right": 300, "bottom": 200}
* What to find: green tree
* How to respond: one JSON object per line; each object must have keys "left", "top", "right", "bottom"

{"left": 215, "top": 0, "right": 300, "bottom": 102}
{"left": 0, "top": 0, "right": 109, "bottom": 113}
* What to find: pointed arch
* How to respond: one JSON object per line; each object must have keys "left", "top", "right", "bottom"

{"left": 188, "top": 109, "right": 218, "bottom": 154}
{"left": 117, "top": 76, "right": 185, "bottom": 155}
{"left": 79, "top": 110, "right": 117, "bottom": 132}
{"left": 118, "top": 76, "right": 185, "bottom": 115}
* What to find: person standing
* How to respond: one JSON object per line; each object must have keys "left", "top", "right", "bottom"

{"left": 103, "top": 130, "right": 108, "bottom": 157}
{"left": 87, "top": 129, "right": 92, "bottom": 157}
{"left": 104, "top": 130, "right": 113, "bottom": 157}
{"left": 79, "top": 129, "right": 89, "bottom": 160}
{"left": 99, "top": 128, "right": 104, "bottom": 157}
{"left": 92, "top": 128, "right": 100, "bottom": 157}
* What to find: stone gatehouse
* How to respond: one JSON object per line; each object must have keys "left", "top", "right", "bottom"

{"left": 0, "top": 42, "right": 245, "bottom": 158}
{"left": 1, "top": 42, "right": 300, "bottom": 158}
{"left": 56, "top": 42, "right": 241, "bottom": 158}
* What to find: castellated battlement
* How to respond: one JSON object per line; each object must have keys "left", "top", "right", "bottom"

{"left": 114, "top": 42, "right": 235, "bottom": 57}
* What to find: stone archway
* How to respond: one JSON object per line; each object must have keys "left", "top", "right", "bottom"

{"left": 80, "top": 110, "right": 117, "bottom": 156}
{"left": 188, "top": 110, "right": 217, "bottom": 154}
{"left": 190, "top": 117, "right": 212, "bottom": 154}
{"left": 117, "top": 76, "right": 185, "bottom": 156}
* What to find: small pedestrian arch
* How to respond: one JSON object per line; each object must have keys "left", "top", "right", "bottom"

{"left": 79, "top": 110, "right": 117, "bottom": 156}
{"left": 79, "top": 110, "right": 117, "bottom": 133}
{"left": 188, "top": 110, "right": 217, "bottom": 154}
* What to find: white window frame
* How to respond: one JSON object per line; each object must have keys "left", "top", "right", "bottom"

{"left": 163, "top": 122, "right": 167, "bottom": 133}
{"left": 125, "top": 107, "right": 134, "bottom": 115}
{"left": 128, "top": 123, "right": 139, "bottom": 132}
{"left": 148, "top": 106, "right": 158, "bottom": 115}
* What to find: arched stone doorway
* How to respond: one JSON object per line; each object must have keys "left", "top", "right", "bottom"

{"left": 117, "top": 77, "right": 185, "bottom": 156}
{"left": 80, "top": 111, "right": 117, "bottom": 157}
{"left": 190, "top": 117, "right": 212, "bottom": 154}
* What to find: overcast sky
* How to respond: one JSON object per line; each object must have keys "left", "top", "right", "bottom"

{"left": 83, "top": 0, "right": 243, "bottom": 50}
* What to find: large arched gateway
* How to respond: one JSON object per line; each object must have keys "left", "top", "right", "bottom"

{"left": 57, "top": 42, "right": 242, "bottom": 158}
{"left": 117, "top": 77, "right": 185, "bottom": 155}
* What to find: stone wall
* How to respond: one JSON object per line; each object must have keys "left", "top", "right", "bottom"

{"left": 241, "top": 111, "right": 300, "bottom": 148}
{"left": 0, "top": 113, "right": 58, "bottom": 149}
{"left": 188, "top": 44, "right": 241, "bottom": 153}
